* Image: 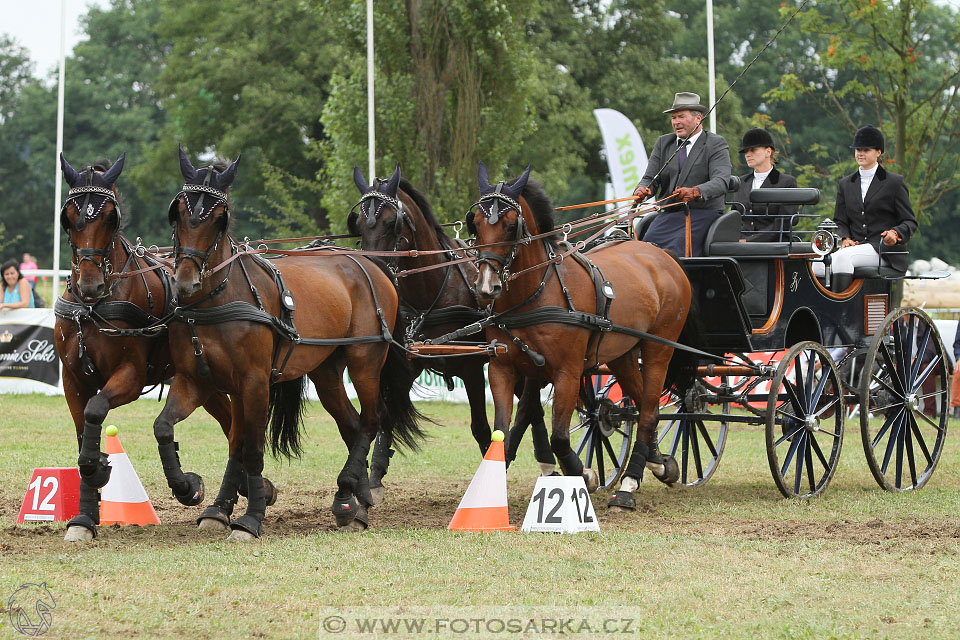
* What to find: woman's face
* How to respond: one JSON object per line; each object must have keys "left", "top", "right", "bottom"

{"left": 2, "top": 267, "right": 18, "bottom": 287}
{"left": 743, "top": 146, "right": 773, "bottom": 170}
{"left": 855, "top": 148, "right": 882, "bottom": 169}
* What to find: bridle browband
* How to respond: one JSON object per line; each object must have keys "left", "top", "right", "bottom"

{"left": 350, "top": 182, "right": 416, "bottom": 269}
{"left": 169, "top": 170, "right": 230, "bottom": 276}
{"left": 472, "top": 184, "right": 529, "bottom": 286}
{"left": 60, "top": 170, "right": 123, "bottom": 296}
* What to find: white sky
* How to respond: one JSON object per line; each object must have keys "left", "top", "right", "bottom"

{"left": 1, "top": 0, "right": 110, "bottom": 80}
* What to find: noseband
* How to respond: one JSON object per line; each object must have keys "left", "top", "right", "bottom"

{"left": 472, "top": 185, "right": 527, "bottom": 285}
{"left": 169, "top": 173, "right": 229, "bottom": 277}
{"left": 61, "top": 171, "right": 122, "bottom": 289}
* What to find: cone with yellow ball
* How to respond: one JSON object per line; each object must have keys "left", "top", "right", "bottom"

{"left": 99, "top": 425, "right": 160, "bottom": 526}
{"left": 448, "top": 430, "right": 514, "bottom": 531}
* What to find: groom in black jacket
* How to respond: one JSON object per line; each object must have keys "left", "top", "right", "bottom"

{"left": 633, "top": 92, "right": 732, "bottom": 257}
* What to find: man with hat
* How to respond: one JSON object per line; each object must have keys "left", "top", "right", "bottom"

{"left": 632, "top": 91, "right": 732, "bottom": 256}
{"left": 734, "top": 127, "right": 799, "bottom": 242}
{"left": 812, "top": 125, "right": 917, "bottom": 291}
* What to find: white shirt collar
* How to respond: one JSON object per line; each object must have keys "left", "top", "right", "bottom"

{"left": 859, "top": 164, "right": 878, "bottom": 179}
{"left": 678, "top": 128, "right": 704, "bottom": 149}
{"left": 752, "top": 168, "right": 772, "bottom": 190}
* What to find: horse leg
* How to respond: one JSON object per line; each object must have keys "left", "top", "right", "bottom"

{"left": 152, "top": 377, "right": 207, "bottom": 507}
{"left": 506, "top": 378, "right": 527, "bottom": 467}
{"left": 198, "top": 398, "right": 244, "bottom": 531}
{"left": 549, "top": 371, "right": 599, "bottom": 492}
{"left": 62, "top": 374, "right": 99, "bottom": 541}
{"left": 608, "top": 343, "right": 678, "bottom": 511}
{"left": 463, "top": 362, "right": 492, "bottom": 457}
{"left": 512, "top": 377, "right": 555, "bottom": 475}
{"left": 331, "top": 367, "right": 379, "bottom": 532}
{"left": 228, "top": 378, "right": 272, "bottom": 541}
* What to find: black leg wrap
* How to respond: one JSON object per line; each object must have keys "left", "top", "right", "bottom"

{"left": 197, "top": 505, "right": 231, "bottom": 528}
{"left": 531, "top": 421, "right": 554, "bottom": 465}
{"left": 201, "top": 457, "right": 243, "bottom": 524}
{"left": 69, "top": 482, "right": 101, "bottom": 532}
{"left": 557, "top": 449, "right": 584, "bottom": 477}
{"left": 608, "top": 491, "right": 637, "bottom": 511}
{"left": 157, "top": 441, "right": 192, "bottom": 500}
{"left": 332, "top": 493, "right": 360, "bottom": 528}
{"left": 77, "top": 422, "right": 111, "bottom": 489}
{"left": 230, "top": 474, "right": 265, "bottom": 538}
{"left": 354, "top": 474, "right": 372, "bottom": 508}
{"left": 66, "top": 513, "right": 99, "bottom": 537}
{"left": 624, "top": 438, "right": 650, "bottom": 481}
{"left": 369, "top": 431, "right": 394, "bottom": 488}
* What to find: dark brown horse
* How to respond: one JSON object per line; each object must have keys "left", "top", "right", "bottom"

{"left": 467, "top": 163, "right": 693, "bottom": 508}
{"left": 55, "top": 153, "right": 246, "bottom": 541}
{"left": 348, "top": 165, "right": 555, "bottom": 494}
{"left": 156, "top": 148, "right": 424, "bottom": 539}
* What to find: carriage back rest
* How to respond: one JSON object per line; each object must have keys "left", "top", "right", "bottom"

{"left": 749, "top": 187, "right": 820, "bottom": 205}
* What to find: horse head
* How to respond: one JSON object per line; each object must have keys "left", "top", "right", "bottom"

{"left": 169, "top": 145, "right": 240, "bottom": 299}
{"left": 59, "top": 152, "right": 126, "bottom": 302}
{"left": 467, "top": 162, "right": 532, "bottom": 302}
{"left": 347, "top": 163, "right": 413, "bottom": 258}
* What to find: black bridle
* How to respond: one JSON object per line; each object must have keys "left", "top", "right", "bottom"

{"left": 350, "top": 184, "right": 416, "bottom": 270}
{"left": 60, "top": 170, "right": 123, "bottom": 296}
{"left": 169, "top": 171, "right": 230, "bottom": 277}
{"left": 472, "top": 185, "right": 530, "bottom": 287}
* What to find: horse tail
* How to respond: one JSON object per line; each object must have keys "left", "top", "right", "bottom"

{"left": 378, "top": 341, "right": 430, "bottom": 451}
{"left": 267, "top": 375, "right": 307, "bottom": 460}
{"left": 662, "top": 251, "right": 706, "bottom": 396}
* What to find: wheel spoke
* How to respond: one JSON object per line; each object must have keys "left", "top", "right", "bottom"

{"left": 895, "top": 414, "right": 906, "bottom": 489}
{"left": 775, "top": 405, "right": 806, "bottom": 424}
{"left": 904, "top": 315, "right": 916, "bottom": 388}
{"left": 904, "top": 412, "right": 918, "bottom": 488}
{"left": 696, "top": 420, "right": 719, "bottom": 457}
{"left": 805, "top": 434, "right": 817, "bottom": 493}
{"left": 809, "top": 364, "right": 832, "bottom": 409}
{"left": 793, "top": 432, "right": 807, "bottom": 495}
{"left": 793, "top": 356, "right": 807, "bottom": 413}
{"left": 880, "top": 413, "right": 905, "bottom": 475}
{"left": 879, "top": 340, "right": 906, "bottom": 396}
{"left": 681, "top": 421, "right": 690, "bottom": 485}
{"left": 614, "top": 427, "right": 631, "bottom": 438}
{"left": 595, "top": 434, "right": 606, "bottom": 484}
{"left": 691, "top": 421, "right": 704, "bottom": 479}
{"left": 808, "top": 432, "right": 831, "bottom": 469}
{"left": 909, "top": 323, "right": 932, "bottom": 384}
{"left": 908, "top": 411, "right": 934, "bottom": 466}
{"left": 870, "top": 367, "right": 904, "bottom": 400}
{"left": 775, "top": 423, "right": 803, "bottom": 447}
{"left": 783, "top": 380, "right": 806, "bottom": 415}
{"left": 813, "top": 396, "right": 840, "bottom": 419}
{"left": 912, "top": 355, "right": 943, "bottom": 392}
{"left": 780, "top": 429, "right": 803, "bottom": 477}
{"left": 575, "top": 426, "right": 591, "bottom": 455}
{"left": 871, "top": 407, "right": 904, "bottom": 450}
{"left": 913, "top": 407, "right": 945, "bottom": 431}
{"left": 602, "top": 435, "right": 619, "bottom": 469}
{"left": 805, "top": 351, "right": 817, "bottom": 407}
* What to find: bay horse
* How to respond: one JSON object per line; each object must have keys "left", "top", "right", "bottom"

{"left": 467, "top": 163, "right": 694, "bottom": 509}
{"left": 157, "top": 148, "right": 424, "bottom": 539}
{"left": 55, "top": 153, "right": 258, "bottom": 542}
{"left": 348, "top": 165, "right": 555, "bottom": 496}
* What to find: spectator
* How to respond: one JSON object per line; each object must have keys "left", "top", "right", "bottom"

{"left": 19, "top": 252, "right": 38, "bottom": 288}
{"left": 952, "top": 323, "right": 960, "bottom": 418}
{"left": 1, "top": 259, "right": 35, "bottom": 310}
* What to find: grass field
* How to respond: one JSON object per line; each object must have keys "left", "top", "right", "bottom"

{"left": 1, "top": 393, "right": 959, "bottom": 638}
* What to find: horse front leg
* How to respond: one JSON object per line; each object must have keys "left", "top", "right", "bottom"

{"left": 462, "top": 362, "right": 492, "bottom": 457}
{"left": 488, "top": 362, "right": 518, "bottom": 445}
{"left": 197, "top": 397, "right": 245, "bottom": 531}
{"left": 507, "top": 376, "right": 555, "bottom": 474}
{"left": 153, "top": 377, "right": 207, "bottom": 508}
{"left": 549, "top": 371, "right": 599, "bottom": 491}
{"left": 227, "top": 376, "right": 272, "bottom": 540}
{"left": 62, "top": 373, "right": 100, "bottom": 542}
{"left": 331, "top": 367, "right": 379, "bottom": 532}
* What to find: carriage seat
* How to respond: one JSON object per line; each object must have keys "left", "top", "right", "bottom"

{"left": 633, "top": 175, "right": 743, "bottom": 241}
{"left": 705, "top": 187, "right": 819, "bottom": 257}
{"left": 851, "top": 264, "right": 905, "bottom": 278}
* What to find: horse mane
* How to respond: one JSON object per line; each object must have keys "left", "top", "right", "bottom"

{"left": 510, "top": 174, "right": 556, "bottom": 250}
{"left": 81, "top": 158, "right": 128, "bottom": 230}
{"left": 399, "top": 178, "right": 446, "bottom": 241}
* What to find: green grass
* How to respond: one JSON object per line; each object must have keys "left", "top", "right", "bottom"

{"left": 1, "top": 394, "right": 959, "bottom": 638}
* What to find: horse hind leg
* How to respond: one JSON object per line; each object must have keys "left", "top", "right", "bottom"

{"left": 153, "top": 380, "right": 207, "bottom": 507}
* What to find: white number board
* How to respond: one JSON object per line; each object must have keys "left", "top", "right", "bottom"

{"left": 521, "top": 475, "right": 600, "bottom": 533}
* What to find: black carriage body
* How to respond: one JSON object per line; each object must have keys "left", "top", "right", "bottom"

{"left": 680, "top": 255, "right": 890, "bottom": 355}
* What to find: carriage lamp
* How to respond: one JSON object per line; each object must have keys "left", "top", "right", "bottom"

{"left": 812, "top": 218, "right": 839, "bottom": 257}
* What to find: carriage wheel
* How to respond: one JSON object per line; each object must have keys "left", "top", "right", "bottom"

{"left": 657, "top": 378, "right": 729, "bottom": 487}
{"left": 859, "top": 307, "right": 948, "bottom": 491}
{"left": 573, "top": 375, "right": 635, "bottom": 490}
{"left": 765, "top": 341, "right": 844, "bottom": 499}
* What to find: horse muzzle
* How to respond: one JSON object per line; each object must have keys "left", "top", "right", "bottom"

{"left": 475, "top": 266, "right": 503, "bottom": 302}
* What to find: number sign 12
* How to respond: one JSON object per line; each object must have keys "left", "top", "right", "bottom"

{"left": 521, "top": 475, "right": 600, "bottom": 533}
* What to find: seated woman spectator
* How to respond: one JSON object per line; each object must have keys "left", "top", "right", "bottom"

{"left": 812, "top": 126, "right": 917, "bottom": 292}
{"left": 734, "top": 127, "right": 798, "bottom": 241}
{"left": 1, "top": 259, "right": 35, "bottom": 310}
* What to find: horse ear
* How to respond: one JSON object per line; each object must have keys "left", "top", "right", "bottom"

{"left": 178, "top": 145, "right": 198, "bottom": 182}
{"left": 217, "top": 155, "right": 241, "bottom": 190}
{"left": 464, "top": 209, "right": 477, "bottom": 235}
{"left": 383, "top": 163, "right": 401, "bottom": 197}
{"left": 478, "top": 161, "right": 491, "bottom": 192}
{"left": 353, "top": 165, "right": 369, "bottom": 193}
{"left": 347, "top": 211, "right": 360, "bottom": 235}
{"left": 513, "top": 165, "right": 532, "bottom": 194}
{"left": 60, "top": 153, "right": 81, "bottom": 187}
{"left": 101, "top": 152, "right": 126, "bottom": 186}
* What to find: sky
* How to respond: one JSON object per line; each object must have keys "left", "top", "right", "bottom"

{"left": 1, "top": 0, "right": 110, "bottom": 80}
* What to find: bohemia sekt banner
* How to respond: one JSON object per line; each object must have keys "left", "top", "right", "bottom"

{"left": 0, "top": 309, "right": 59, "bottom": 388}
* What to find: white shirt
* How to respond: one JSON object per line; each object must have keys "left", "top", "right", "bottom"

{"left": 859, "top": 164, "right": 878, "bottom": 201}
{"left": 752, "top": 168, "right": 772, "bottom": 191}
{"left": 678, "top": 128, "right": 704, "bottom": 151}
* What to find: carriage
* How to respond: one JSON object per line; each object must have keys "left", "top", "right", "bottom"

{"left": 572, "top": 180, "right": 950, "bottom": 498}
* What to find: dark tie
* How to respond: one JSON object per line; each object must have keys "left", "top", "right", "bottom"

{"left": 677, "top": 141, "right": 688, "bottom": 171}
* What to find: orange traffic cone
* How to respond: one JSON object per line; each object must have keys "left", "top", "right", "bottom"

{"left": 99, "top": 426, "right": 160, "bottom": 526}
{"left": 448, "top": 431, "right": 514, "bottom": 531}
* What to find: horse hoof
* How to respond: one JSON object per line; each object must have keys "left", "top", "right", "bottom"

{"left": 368, "top": 485, "right": 385, "bottom": 507}
{"left": 226, "top": 529, "right": 258, "bottom": 542}
{"left": 63, "top": 526, "right": 95, "bottom": 542}
{"left": 174, "top": 472, "right": 205, "bottom": 507}
{"left": 332, "top": 495, "right": 360, "bottom": 528}
{"left": 583, "top": 468, "right": 600, "bottom": 493}
{"left": 198, "top": 517, "right": 229, "bottom": 531}
{"left": 608, "top": 490, "right": 636, "bottom": 511}
{"left": 653, "top": 456, "right": 680, "bottom": 486}
{"left": 264, "top": 478, "right": 278, "bottom": 507}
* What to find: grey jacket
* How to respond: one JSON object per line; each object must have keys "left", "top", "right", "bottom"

{"left": 638, "top": 130, "right": 732, "bottom": 211}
